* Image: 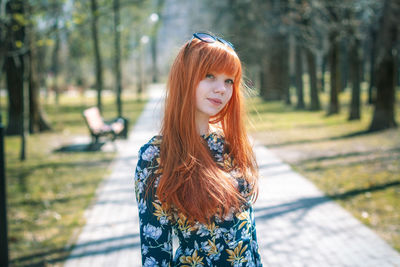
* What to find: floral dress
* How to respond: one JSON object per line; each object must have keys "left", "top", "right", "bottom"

{"left": 134, "top": 132, "right": 263, "bottom": 266}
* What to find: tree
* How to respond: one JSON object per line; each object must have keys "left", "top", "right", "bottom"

{"left": 5, "top": 0, "right": 25, "bottom": 135}
{"left": 294, "top": 42, "right": 305, "bottom": 109}
{"left": 369, "top": 0, "right": 399, "bottom": 131}
{"left": 347, "top": 8, "right": 362, "bottom": 121}
{"left": 362, "top": 0, "right": 384, "bottom": 105}
{"left": 348, "top": 36, "right": 361, "bottom": 120}
{"left": 49, "top": 1, "right": 62, "bottom": 105}
{"left": 326, "top": 5, "right": 341, "bottom": 115}
{"left": 262, "top": 0, "right": 290, "bottom": 101}
{"left": 367, "top": 26, "right": 377, "bottom": 105}
{"left": 3, "top": 0, "right": 52, "bottom": 135}
{"left": 300, "top": 0, "right": 321, "bottom": 111}
{"left": 27, "top": 9, "right": 51, "bottom": 133}
{"left": 149, "top": 0, "right": 165, "bottom": 83}
{"left": 113, "top": 0, "right": 123, "bottom": 117}
{"left": 264, "top": 33, "right": 290, "bottom": 101}
{"left": 305, "top": 46, "right": 320, "bottom": 110}
{"left": 90, "top": 0, "right": 104, "bottom": 112}
{"left": 0, "top": 1, "right": 7, "bottom": 79}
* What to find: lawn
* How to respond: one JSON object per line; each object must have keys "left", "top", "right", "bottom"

{"left": 2, "top": 91, "right": 147, "bottom": 266}
{"left": 247, "top": 86, "right": 400, "bottom": 252}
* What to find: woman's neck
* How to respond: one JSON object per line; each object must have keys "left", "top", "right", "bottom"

{"left": 195, "top": 113, "right": 210, "bottom": 135}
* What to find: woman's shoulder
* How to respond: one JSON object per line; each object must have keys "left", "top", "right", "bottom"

{"left": 140, "top": 135, "right": 162, "bottom": 148}
{"left": 138, "top": 135, "right": 162, "bottom": 162}
{"left": 147, "top": 135, "right": 162, "bottom": 146}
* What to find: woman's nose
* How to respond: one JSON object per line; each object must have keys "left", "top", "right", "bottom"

{"left": 214, "top": 80, "right": 226, "bottom": 94}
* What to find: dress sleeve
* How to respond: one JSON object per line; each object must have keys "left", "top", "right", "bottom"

{"left": 134, "top": 143, "right": 173, "bottom": 267}
{"left": 250, "top": 205, "right": 263, "bottom": 266}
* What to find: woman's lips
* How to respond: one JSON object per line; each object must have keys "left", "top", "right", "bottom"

{"left": 207, "top": 98, "right": 222, "bottom": 105}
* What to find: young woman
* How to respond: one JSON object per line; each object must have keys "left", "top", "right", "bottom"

{"left": 134, "top": 33, "right": 262, "bottom": 266}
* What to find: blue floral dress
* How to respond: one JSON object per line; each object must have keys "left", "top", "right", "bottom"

{"left": 134, "top": 132, "right": 262, "bottom": 266}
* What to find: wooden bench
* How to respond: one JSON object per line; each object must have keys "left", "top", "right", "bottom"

{"left": 82, "top": 107, "right": 128, "bottom": 145}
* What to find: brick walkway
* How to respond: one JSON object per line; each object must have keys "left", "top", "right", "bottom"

{"left": 64, "top": 84, "right": 400, "bottom": 267}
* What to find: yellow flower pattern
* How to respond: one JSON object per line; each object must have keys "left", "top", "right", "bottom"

{"left": 226, "top": 241, "right": 248, "bottom": 264}
{"left": 180, "top": 250, "right": 205, "bottom": 266}
{"left": 153, "top": 201, "right": 172, "bottom": 223}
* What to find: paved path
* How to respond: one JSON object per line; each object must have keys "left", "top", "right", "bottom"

{"left": 64, "top": 84, "right": 400, "bottom": 267}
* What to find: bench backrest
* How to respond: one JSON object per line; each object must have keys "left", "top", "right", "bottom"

{"left": 83, "top": 107, "right": 105, "bottom": 134}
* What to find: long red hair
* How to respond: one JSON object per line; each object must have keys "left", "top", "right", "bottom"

{"left": 158, "top": 38, "right": 258, "bottom": 223}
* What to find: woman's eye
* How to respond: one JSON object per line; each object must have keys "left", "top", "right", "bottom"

{"left": 225, "top": 79, "right": 234, "bottom": 85}
{"left": 206, "top": 74, "right": 214, "bottom": 79}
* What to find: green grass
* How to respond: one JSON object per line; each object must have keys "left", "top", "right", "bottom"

{"left": 247, "top": 87, "right": 400, "bottom": 252}
{"left": 3, "top": 93, "right": 147, "bottom": 266}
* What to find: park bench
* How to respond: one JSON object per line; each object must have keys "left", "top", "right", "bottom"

{"left": 82, "top": 107, "right": 128, "bottom": 146}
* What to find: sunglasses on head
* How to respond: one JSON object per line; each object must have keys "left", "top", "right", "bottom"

{"left": 187, "top": 32, "right": 235, "bottom": 50}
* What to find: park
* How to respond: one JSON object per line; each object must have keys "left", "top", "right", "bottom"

{"left": 0, "top": 0, "right": 399, "bottom": 266}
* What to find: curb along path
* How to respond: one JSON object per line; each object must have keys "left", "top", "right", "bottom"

{"left": 64, "top": 84, "right": 400, "bottom": 267}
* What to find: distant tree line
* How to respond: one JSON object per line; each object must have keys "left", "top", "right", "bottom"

{"left": 0, "top": 0, "right": 398, "bottom": 140}
{"left": 204, "top": 0, "right": 399, "bottom": 132}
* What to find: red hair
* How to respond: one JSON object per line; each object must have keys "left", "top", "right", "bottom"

{"left": 158, "top": 38, "right": 258, "bottom": 223}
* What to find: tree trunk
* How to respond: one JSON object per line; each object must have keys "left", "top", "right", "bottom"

{"left": 51, "top": 14, "right": 61, "bottom": 105}
{"left": 305, "top": 47, "right": 321, "bottom": 110}
{"left": 0, "top": 5, "right": 7, "bottom": 84}
{"left": 113, "top": 0, "right": 122, "bottom": 117}
{"left": 36, "top": 40, "right": 47, "bottom": 100}
{"left": 369, "top": 0, "right": 398, "bottom": 131}
{"left": 90, "top": 0, "right": 103, "bottom": 112}
{"left": 6, "top": 58, "right": 24, "bottom": 135}
{"left": 263, "top": 33, "right": 289, "bottom": 101}
{"left": 348, "top": 37, "right": 361, "bottom": 120}
{"left": 151, "top": 36, "right": 158, "bottom": 83}
{"left": 28, "top": 21, "right": 51, "bottom": 133}
{"left": 398, "top": 52, "right": 400, "bottom": 87}
{"left": 321, "top": 53, "right": 327, "bottom": 92}
{"left": 340, "top": 39, "right": 348, "bottom": 92}
{"left": 368, "top": 26, "right": 377, "bottom": 105}
{"left": 295, "top": 43, "right": 305, "bottom": 109}
{"left": 327, "top": 30, "right": 340, "bottom": 115}
{"left": 137, "top": 45, "right": 145, "bottom": 99}
{"left": 5, "top": 0, "right": 24, "bottom": 135}
{"left": 361, "top": 39, "right": 368, "bottom": 83}
{"left": 150, "top": 0, "right": 165, "bottom": 83}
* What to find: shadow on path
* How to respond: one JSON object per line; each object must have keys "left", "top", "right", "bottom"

{"left": 54, "top": 142, "right": 106, "bottom": 152}
{"left": 266, "top": 129, "right": 397, "bottom": 148}
{"left": 10, "top": 233, "right": 140, "bottom": 267}
{"left": 255, "top": 180, "right": 400, "bottom": 221}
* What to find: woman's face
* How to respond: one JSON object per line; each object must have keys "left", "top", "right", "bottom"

{"left": 195, "top": 72, "right": 234, "bottom": 120}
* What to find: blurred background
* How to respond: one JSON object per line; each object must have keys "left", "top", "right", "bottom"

{"left": 0, "top": 0, "right": 399, "bottom": 266}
